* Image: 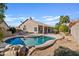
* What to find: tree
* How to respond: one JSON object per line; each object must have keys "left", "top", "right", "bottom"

{"left": 8, "top": 27, "right": 16, "bottom": 34}
{"left": 0, "top": 3, "right": 7, "bottom": 41}
{"left": 59, "top": 16, "right": 70, "bottom": 24}
{"left": 55, "top": 23, "right": 61, "bottom": 31}
{"left": 59, "top": 24, "right": 69, "bottom": 32}
{"left": 54, "top": 15, "right": 70, "bottom": 34}
{"left": 0, "top": 28, "right": 3, "bottom": 41}
{"left": 0, "top": 3, "right": 7, "bottom": 23}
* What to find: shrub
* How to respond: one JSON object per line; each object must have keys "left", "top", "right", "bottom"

{"left": 0, "top": 29, "right": 3, "bottom": 41}
{"left": 8, "top": 27, "right": 16, "bottom": 34}
{"left": 59, "top": 24, "right": 69, "bottom": 32}
{"left": 54, "top": 46, "right": 79, "bottom": 56}
{"left": 55, "top": 24, "right": 60, "bottom": 31}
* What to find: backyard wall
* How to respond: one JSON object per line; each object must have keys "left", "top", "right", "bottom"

{"left": 71, "top": 23, "right": 79, "bottom": 42}
{"left": 0, "top": 22, "right": 9, "bottom": 30}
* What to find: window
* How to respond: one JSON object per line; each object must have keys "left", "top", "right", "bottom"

{"left": 34, "top": 27, "right": 37, "bottom": 31}
{"left": 23, "top": 25, "right": 26, "bottom": 30}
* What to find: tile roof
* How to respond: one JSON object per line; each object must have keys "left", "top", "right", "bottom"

{"left": 19, "top": 17, "right": 50, "bottom": 27}
{"left": 69, "top": 20, "right": 79, "bottom": 28}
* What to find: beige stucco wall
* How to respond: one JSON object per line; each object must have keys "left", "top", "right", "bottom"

{"left": 19, "top": 20, "right": 38, "bottom": 33}
{"left": 0, "top": 22, "right": 9, "bottom": 30}
{"left": 71, "top": 23, "right": 79, "bottom": 42}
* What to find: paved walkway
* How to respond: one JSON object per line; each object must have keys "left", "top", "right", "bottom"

{"left": 0, "top": 43, "right": 8, "bottom": 51}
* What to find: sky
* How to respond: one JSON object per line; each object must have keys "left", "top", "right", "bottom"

{"left": 5, "top": 3, "right": 79, "bottom": 27}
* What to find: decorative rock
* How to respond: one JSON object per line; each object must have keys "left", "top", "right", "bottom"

{"left": 18, "top": 45, "right": 29, "bottom": 56}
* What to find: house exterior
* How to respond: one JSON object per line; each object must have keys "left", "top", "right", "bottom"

{"left": 69, "top": 20, "right": 79, "bottom": 42}
{"left": 0, "top": 21, "right": 9, "bottom": 30}
{"left": 18, "top": 17, "right": 53, "bottom": 34}
{"left": 0, "top": 21, "right": 12, "bottom": 37}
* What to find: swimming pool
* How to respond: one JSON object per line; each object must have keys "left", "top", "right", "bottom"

{"left": 5, "top": 36, "right": 55, "bottom": 47}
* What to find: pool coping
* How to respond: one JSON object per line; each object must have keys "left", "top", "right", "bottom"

{"left": 28, "top": 36, "right": 64, "bottom": 55}
{"left": 1, "top": 34, "right": 64, "bottom": 55}
{"left": 2, "top": 34, "right": 64, "bottom": 46}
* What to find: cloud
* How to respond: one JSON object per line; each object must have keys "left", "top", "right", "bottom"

{"left": 7, "top": 21, "right": 20, "bottom": 27}
{"left": 5, "top": 14, "right": 26, "bottom": 22}
{"left": 5, "top": 17, "right": 18, "bottom": 21}
{"left": 5, "top": 14, "right": 60, "bottom": 26}
{"left": 5, "top": 14, "right": 27, "bottom": 27}
{"left": 42, "top": 16, "right": 60, "bottom": 26}
{"left": 44, "top": 20, "right": 59, "bottom": 26}
{"left": 5, "top": 14, "right": 36, "bottom": 26}
{"left": 5, "top": 14, "right": 12, "bottom": 18}
{"left": 65, "top": 11, "right": 79, "bottom": 16}
{"left": 43, "top": 16, "right": 60, "bottom": 21}
{"left": 43, "top": 16, "right": 53, "bottom": 19}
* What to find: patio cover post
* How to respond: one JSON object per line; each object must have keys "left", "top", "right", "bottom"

{"left": 43, "top": 26, "right": 44, "bottom": 34}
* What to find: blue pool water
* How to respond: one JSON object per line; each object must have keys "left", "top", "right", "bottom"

{"left": 5, "top": 36, "right": 55, "bottom": 46}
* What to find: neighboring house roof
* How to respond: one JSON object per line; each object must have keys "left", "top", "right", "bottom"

{"left": 30, "top": 19, "right": 49, "bottom": 26}
{"left": 69, "top": 20, "right": 79, "bottom": 28}
{"left": 0, "top": 20, "right": 9, "bottom": 29}
{"left": 4, "top": 21, "right": 9, "bottom": 28}
{"left": 19, "top": 17, "right": 50, "bottom": 27}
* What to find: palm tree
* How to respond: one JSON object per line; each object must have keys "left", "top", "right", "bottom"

{"left": 65, "top": 16, "right": 70, "bottom": 23}
{"left": 59, "top": 16, "right": 70, "bottom": 24}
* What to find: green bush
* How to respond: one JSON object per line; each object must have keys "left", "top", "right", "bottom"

{"left": 55, "top": 24, "right": 61, "bottom": 31}
{"left": 8, "top": 27, "right": 16, "bottom": 34}
{"left": 59, "top": 24, "right": 69, "bottom": 32}
{"left": 54, "top": 46, "right": 79, "bottom": 56}
{"left": 0, "top": 30, "right": 3, "bottom": 41}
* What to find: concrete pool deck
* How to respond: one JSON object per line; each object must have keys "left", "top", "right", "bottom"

{"left": 0, "top": 34, "right": 64, "bottom": 56}
{"left": 2, "top": 34, "right": 63, "bottom": 47}
{"left": 30, "top": 35, "right": 79, "bottom": 56}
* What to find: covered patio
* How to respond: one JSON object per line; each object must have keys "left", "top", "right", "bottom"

{"left": 38, "top": 25, "right": 53, "bottom": 34}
